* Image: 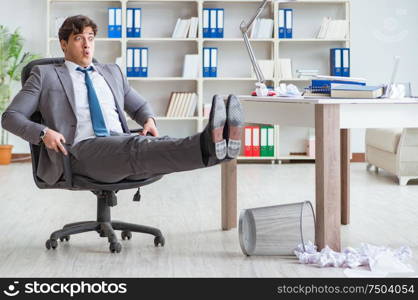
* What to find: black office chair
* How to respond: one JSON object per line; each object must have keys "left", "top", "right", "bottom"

{"left": 22, "top": 58, "right": 165, "bottom": 253}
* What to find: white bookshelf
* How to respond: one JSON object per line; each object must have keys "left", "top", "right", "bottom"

{"left": 46, "top": 0, "right": 350, "bottom": 162}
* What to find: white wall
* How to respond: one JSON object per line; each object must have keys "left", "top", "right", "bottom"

{"left": 1, "top": 0, "right": 418, "bottom": 153}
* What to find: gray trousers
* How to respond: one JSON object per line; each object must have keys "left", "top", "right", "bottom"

{"left": 69, "top": 133, "right": 210, "bottom": 183}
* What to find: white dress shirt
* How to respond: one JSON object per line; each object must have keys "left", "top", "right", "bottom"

{"left": 65, "top": 60, "right": 124, "bottom": 145}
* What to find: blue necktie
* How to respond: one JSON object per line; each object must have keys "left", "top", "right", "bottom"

{"left": 76, "top": 66, "right": 109, "bottom": 137}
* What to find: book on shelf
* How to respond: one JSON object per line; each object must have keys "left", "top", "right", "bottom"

{"left": 279, "top": 9, "right": 293, "bottom": 39}
{"left": 127, "top": 8, "right": 141, "bottom": 38}
{"left": 278, "top": 59, "right": 292, "bottom": 80}
{"left": 317, "top": 18, "right": 348, "bottom": 40}
{"left": 251, "top": 60, "right": 274, "bottom": 79}
{"left": 203, "top": 8, "right": 224, "bottom": 38}
{"left": 242, "top": 125, "right": 274, "bottom": 158}
{"left": 182, "top": 54, "right": 199, "bottom": 78}
{"left": 166, "top": 92, "right": 197, "bottom": 117}
{"left": 108, "top": 8, "right": 122, "bottom": 38}
{"left": 250, "top": 18, "right": 274, "bottom": 39}
{"left": 330, "top": 84, "right": 384, "bottom": 99}
{"left": 172, "top": 18, "right": 191, "bottom": 38}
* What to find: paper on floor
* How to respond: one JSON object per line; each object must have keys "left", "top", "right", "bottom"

{"left": 294, "top": 241, "right": 414, "bottom": 277}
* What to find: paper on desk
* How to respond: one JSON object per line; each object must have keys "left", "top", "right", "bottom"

{"left": 295, "top": 241, "right": 414, "bottom": 277}
{"left": 275, "top": 83, "right": 302, "bottom": 98}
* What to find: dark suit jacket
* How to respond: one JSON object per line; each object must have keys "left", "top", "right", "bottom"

{"left": 1, "top": 63, "right": 155, "bottom": 185}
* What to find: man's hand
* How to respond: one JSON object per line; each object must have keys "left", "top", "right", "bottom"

{"left": 141, "top": 118, "right": 159, "bottom": 137}
{"left": 42, "top": 128, "right": 68, "bottom": 156}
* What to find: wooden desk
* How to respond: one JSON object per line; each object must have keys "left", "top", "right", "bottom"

{"left": 221, "top": 97, "right": 418, "bottom": 251}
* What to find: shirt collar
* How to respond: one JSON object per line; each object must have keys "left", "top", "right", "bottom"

{"left": 64, "top": 60, "right": 96, "bottom": 73}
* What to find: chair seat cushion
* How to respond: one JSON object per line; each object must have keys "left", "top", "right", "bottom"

{"left": 365, "top": 128, "right": 402, "bottom": 154}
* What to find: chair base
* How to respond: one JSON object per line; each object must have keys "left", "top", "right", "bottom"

{"left": 45, "top": 191, "right": 165, "bottom": 253}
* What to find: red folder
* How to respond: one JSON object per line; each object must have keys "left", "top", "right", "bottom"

{"left": 244, "top": 126, "right": 252, "bottom": 157}
{"left": 252, "top": 126, "right": 260, "bottom": 157}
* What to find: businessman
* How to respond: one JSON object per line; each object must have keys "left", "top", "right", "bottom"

{"left": 1, "top": 15, "right": 244, "bottom": 184}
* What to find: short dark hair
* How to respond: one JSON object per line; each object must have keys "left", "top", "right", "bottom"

{"left": 58, "top": 15, "right": 98, "bottom": 41}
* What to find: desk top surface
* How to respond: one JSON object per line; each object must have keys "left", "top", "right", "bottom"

{"left": 238, "top": 96, "right": 418, "bottom": 105}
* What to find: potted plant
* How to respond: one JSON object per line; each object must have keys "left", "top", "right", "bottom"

{"left": 0, "top": 25, "right": 39, "bottom": 164}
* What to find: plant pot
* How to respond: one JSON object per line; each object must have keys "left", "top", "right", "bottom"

{"left": 0, "top": 145, "right": 13, "bottom": 165}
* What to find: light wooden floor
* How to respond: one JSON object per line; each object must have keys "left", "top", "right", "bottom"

{"left": 0, "top": 162, "right": 417, "bottom": 277}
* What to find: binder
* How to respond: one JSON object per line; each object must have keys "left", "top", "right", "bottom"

{"left": 127, "top": 48, "right": 134, "bottom": 77}
{"left": 342, "top": 48, "right": 350, "bottom": 77}
{"left": 285, "top": 9, "right": 293, "bottom": 39}
{"left": 216, "top": 8, "right": 224, "bottom": 38}
{"left": 134, "top": 8, "right": 141, "bottom": 38}
{"left": 126, "top": 8, "right": 134, "bottom": 37}
{"left": 252, "top": 126, "right": 260, "bottom": 157}
{"left": 278, "top": 9, "right": 285, "bottom": 39}
{"left": 260, "top": 126, "right": 268, "bottom": 157}
{"left": 140, "top": 48, "right": 148, "bottom": 77}
{"left": 244, "top": 126, "right": 252, "bottom": 157}
{"left": 210, "top": 47, "right": 217, "bottom": 77}
{"left": 203, "top": 8, "right": 210, "bottom": 38}
{"left": 108, "top": 8, "right": 116, "bottom": 38}
{"left": 203, "top": 47, "right": 210, "bottom": 77}
{"left": 134, "top": 48, "right": 140, "bottom": 77}
{"left": 210, "top": 8, "right": 217, "bottom": 38}
{"left": 115, "top": 8, "right": 122, "bottom": 37}
{"left": 330, "top": 48, "right": 342, "bottom": 76}
{"left": 267, "top": 126, "right": 274, "bottom": 157}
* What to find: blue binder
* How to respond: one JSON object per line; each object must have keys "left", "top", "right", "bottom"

{"left": 126, "top": 48, "right": 134, "bottom": 77}
{"left": 278, "top": 9, "right": 285, "bottom": 39}
{"left": 203, "top": 8, "right": 210, "bottom": 38}
{"left": 134, "top": 8, "right": 141, "bottom": 38}
{"left": 284, "top": 9, "right": 293, "bottom": 39}
{"left": 216, "top": 8, "right": 224, "bottom": 38}
{"left": 108, "top": 8, "right": 122, "bottom": 38}
{"left": 330, "top": 48, "right": 342, "bottom": 76}
{"left": 126, "top": 8, "right": 134, "bottom": 37}
{"left": 210, "top": 48, "right": 217, "bottom": 77}
{"left": 210, "top": 9, "right": 217, "bottom": 38}
{"left": 133, "top": 48, "right": 141, "bottom": 77}
{"left": 140, "top": 47, "right": 148, "bottom": 77}
{"left": 342, "top": 48, "right": 350, "bottom": 77}
{"left": 203, "top": 47, "right": 210, "bottom": 77}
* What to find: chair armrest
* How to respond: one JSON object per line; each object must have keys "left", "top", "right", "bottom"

{"left": 129, "top": 128, "right": 144, "bottom": 134}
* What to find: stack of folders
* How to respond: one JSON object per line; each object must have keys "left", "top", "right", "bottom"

{"left": 317, "top": 18, "right": 348, "bottom": 40}
{"left": 331, "top": 84, "right": 384, "bottom": 99}
{"left": 203, "top": 47, "right": 218, "bottom": 77}
{"left": 172, "top": 17, "right": 199, "bottom": 38}
{"left": 304, "top": 77, "right": 366, "bottom": 97}
{"left": 296, "top": 69, "right": 320, "bottom": 79}
{"left": 108, "top": 8, "right": 122, "bottom": 38}
{"left": 278, "top": 9, "right": 293, "bottom": 39}
{"left": 330, "top": 48, "right": 350, "bottom": 77}
{"left": 166, "top": 92, "right": 198, "bottom": 117}
{"left": 203, "top": 8, "right": 224, "bottom": 38}
{"left": 250, "top": 19, "right": 274, "bottom": 39}
{"left": 126, "top": 8, "right": 141, "bottom": 38}
{"left": 243, "top": 126, "right": 274, "bottom": 157}
{"left": 182, "top": 54, "right": 199, "bottom": 78}
{"left": 126, "top": 48, "right": 148, "bottom": 77}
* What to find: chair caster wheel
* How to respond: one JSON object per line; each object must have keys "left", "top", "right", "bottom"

{"left": 60, "top": 236, "right": 70, "bottom": 242}
{"left": 154, "top": 236, "right": 165, "bottom": 247}
{"left": 46, "top": 239, "right": 58, "bottom": 250}
{"left": 109, "top": 242, "right": 122, "bottom": 253}
{"left": 121, "top": 231, "right": 132, "bottom": 240}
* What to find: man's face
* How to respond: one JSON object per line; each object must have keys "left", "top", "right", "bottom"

{"left": 60, "top": 26, "right": 95, "bottom": 67}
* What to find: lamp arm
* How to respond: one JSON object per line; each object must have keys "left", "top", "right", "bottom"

{"left": 240, "top": 0, "right": 270, "bottom": 93}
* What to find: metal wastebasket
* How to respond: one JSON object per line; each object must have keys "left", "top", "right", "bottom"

{"left": 239, "top": 201, "right": 315, "bottom": 256}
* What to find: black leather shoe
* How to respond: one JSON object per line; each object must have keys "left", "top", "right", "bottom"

{"left": 201, "top": 95, "right": 227, "bottom": 161}
{"left": 225, "top": 94, "right": 244, "bottom": 159}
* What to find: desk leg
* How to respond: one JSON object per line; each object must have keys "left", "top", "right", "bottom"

{"left": 221, "top": 159, "right": 237, "bottom": 230}
{"left": 315, "top": 104, "right": 341, "bottom": 251}
{"left": 341, "top": 129, "right": 350, "bottom": 225}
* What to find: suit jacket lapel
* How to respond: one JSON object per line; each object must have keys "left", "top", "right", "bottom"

{"left": 54, "top": 64, "right": 77, "bottom": 117}
{"left": 94, "top": 64, "right": 130, "bottom": 133}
